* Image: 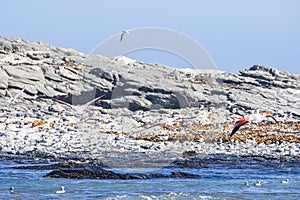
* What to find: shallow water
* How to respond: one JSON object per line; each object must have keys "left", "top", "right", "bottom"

{"left": 1, "top": 155, "right": 300, "bottom": 200}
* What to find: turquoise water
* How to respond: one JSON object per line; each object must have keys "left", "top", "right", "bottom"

{"left": 1, "top": 157, "right": 300, "bottom": 199}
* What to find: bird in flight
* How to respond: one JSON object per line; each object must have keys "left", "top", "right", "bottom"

{"left": 7, "top": 88, "right": 25, "bottom": 104}
{"left": 120, "top": 29, "right": 129, "bottom": 42}
{"left": 230, "top": 111, "right": 278, "bottom": 136}
{"left": 52, "top": 95, "right": 104, "bottom": 116}
{"left": 135, "top": 115, "right": 196, "bottom": 133}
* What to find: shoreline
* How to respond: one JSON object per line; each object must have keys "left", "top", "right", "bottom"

{"left": 1, "top": 98, "right": 299, "bottom": 180}
{"left": 0, "top": 98, "right": 299, "bottom": 166}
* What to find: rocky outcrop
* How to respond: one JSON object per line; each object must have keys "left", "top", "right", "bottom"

{"left": 44, "top": 168, "right": 198, "bottom": 179}
{"left": 12, "top": 159, "right": 199, "bottom": 179}
{"left": 0, "top": 36, "right": 299, "bottom": 120}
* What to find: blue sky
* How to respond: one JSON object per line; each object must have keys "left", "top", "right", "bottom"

{"left": 1, "top": 0, "right": 299, "bottom": 74}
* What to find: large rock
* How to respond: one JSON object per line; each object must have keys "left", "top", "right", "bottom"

{"left": 0, "top": 36, "right": 299, "bottom": 120}
{"left": 2, "top": 65, "right": 44, "bottom": 81}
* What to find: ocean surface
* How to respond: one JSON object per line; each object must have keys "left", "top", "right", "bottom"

{"left": 1, "top": 154, "right": 300, "bottom": 200}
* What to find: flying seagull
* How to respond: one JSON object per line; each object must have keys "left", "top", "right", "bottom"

{"left": 230, "top": 111, "right": 278, "bottom": 136}
{"left": 52, "top": 95, "right": 104, "bottom": 116}
{"left": 7, "top": 88, "right": 25, "bottom": 104}
{"left": 120, "top": 29, "right": 129, "bottom": 42}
